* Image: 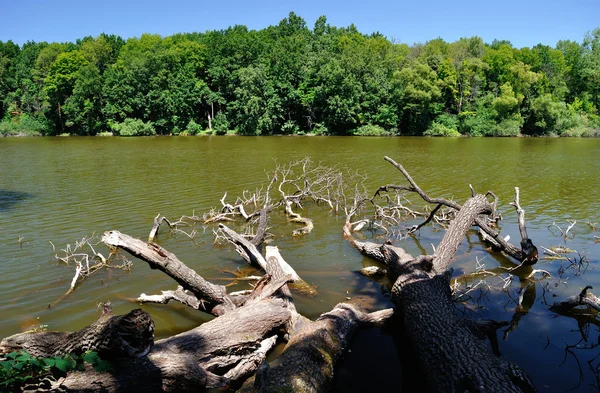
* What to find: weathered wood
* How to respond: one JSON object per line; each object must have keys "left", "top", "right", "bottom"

{"left": 359, "top": 266, "right": 387, "bottom": 277}
{"left": 284, "top": 199, "right": 314, "bottom": 236}
{"left": 510, "top": 187, "right": 539, "bottom": 265}
{"left": 265, "top": 246, "right": 301, "bottom": 281}
{"left": 0, "top": 307, "right": 154, "bottom": 360}
{"left": 102, "top": 230, "right": 235, "bottom": 315}
{"left": 6, "top": 299, "right": 292, "bottom": 393}
{"left": 218, "top": 224, "right": 315, "bottom": 295}
{"left": 238, "top": 303, "right": 394, "bottom": 393}
{"left": 393, "top": 274, "right": 535, "bottom": 393}
{"left": 148, "top": 214, "right": 173, "bottom": 242}
{"left": 343, "top": 221, "right": 413, "bottom": 280}
{"left": 389, "top": 194, "right": 536, "bottom": 392}
{"left": 250, "top": 207, "right": 270, "bottom": 246}
{"left": 550, "top": 286, "right": 600, "bottom": 314}
{"left": 342, "top": 158, "right": 537, "bottom": 392}
{"left": 382, "top": 156, "right": 531, "bottom": 263}
{"left": 432, "top": 194, "right": 491, "bottom": 272}
{"left": 136, "top": 286, "right": 207, "bottom": 310}
{"left": 218, "top": 223, "right": 269, "bottom": 270}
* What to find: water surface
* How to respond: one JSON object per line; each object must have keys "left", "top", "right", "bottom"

{"left": 0, "top": 136, "right": 599, "bottom": 392}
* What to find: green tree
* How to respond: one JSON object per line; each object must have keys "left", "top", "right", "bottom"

{"left": 44, "top": 50, "right": 90, "bottom": 133}
{"left": 392, "top": 62, "right": 442, "bottom": 134}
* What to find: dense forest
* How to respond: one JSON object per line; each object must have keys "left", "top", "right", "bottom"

{"left": 0, "top": 12, "right": 599, "bottom": 136}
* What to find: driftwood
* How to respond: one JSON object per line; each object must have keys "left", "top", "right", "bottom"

{"left": 2, "top": 223, "right": 385, "bottom": 393}
{"left": 102, "top": 230, "right": 236, "bottom": 315}
{"left": 1, "top": 299, "right": 292, "bottom": 392}
{"left": 218, "top": 223, "right": 317, "bottom": 296}
{"left": 239, "top": 304, "right": 394, "bottom": 393}
{"left": 148, "top": 214, "right": 173, "bottom": 242}
{"left": 550, "top": 286, "right": 600, "bottom": 314}
{"left": 345, "top": 158, "right": 538, "bottom": 392}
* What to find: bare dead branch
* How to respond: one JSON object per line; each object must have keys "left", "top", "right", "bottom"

{"left": 551, "top": 286, "right": 600, "bottom": 314}
{"left": 148, "top": 214, "right": 173, "bottom": 242}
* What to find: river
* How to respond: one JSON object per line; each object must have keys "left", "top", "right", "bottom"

{"left": 1, "top": 136, "right": 599, "bottom": 392}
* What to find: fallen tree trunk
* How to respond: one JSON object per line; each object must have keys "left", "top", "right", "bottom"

{"left": 345, "top": 159, "right": 538, "bottom": 392}
{"left": 392, "top": 194, "right": 536, "bottom": 392}
{"left": 380, "top": 156, "right": 536, "bottom": 264}
{"left": 238, "top": 303, "right": 394, "bottom": 393}
{"left": 0, "top": 305, "right": 154, "bottom": 359}
{"left": 1, "top": 299, "right": 292, "bottom": 392}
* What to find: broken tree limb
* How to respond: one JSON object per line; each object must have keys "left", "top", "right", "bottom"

{"left": 218, "top": 224, "right": 316, "bottom": 295}
{"left": 284, "top": 198, "right": 314, "bottom": 236}
{"left": 102, "top": 230, "right": 235, "bottom": 315}
{"left": 509, "top": 187, "right": 539, "bottom": 265}
{"left": 218, "top": 223, "right": 268, "bottom": 270}
{"left": 238, "top": 303, "right": 394, "bottom": 393}
{"left": 343, "top": 220, "right": 413, "bottom": 281}
{"left": 382, "top": 156, "right": 533, "bottom": 264}
{"left": 148, "top": 214, "right": 173, "bottom": 242}
{"left": 136, "top": 286, "right": 207, "bottom": 310}
{"left": 250, "top": 207, "right": 270, "bottom": 246}
{"left": 550, "top": 286, "right": 600, "bottom": 314}
{"left": 264, "top": 245, "right": 301, "bottom": 282}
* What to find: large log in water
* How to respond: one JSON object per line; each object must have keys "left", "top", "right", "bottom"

{"left": 394, "top": 196, "right": 536, "bottom": 392}
{"left": 347, "top": 191, "right": 537, "bottom": 392}
{"left": 238, "top": 303, "right": 394, "bottom": 393}
{"left": 0, "top": 299, "right": 292, "bottom": 392}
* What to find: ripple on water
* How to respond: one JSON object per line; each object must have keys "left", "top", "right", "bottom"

{"left": 1, "top": 137, "right": 600, "bottom": 392}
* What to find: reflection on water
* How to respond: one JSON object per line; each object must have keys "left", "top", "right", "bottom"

{"left": 0, "top": 136, "right": 599, "bottom": 392}
{"left": 0, "top": 190, "right": 33, "bottom": 211}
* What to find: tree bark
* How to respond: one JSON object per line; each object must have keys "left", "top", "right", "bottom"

{"left": 388, "top": 195, "right": 536, "bottom": 392}
{"left": 102, "top": 230, "right": 235, "bottom": 315}
{"left": 2, "top": 299, "right": 292, "bottom": 393}
{"left": 238, "top": 303, "right": 394, "bottom": 393}
{"left": 346, "top": 182, "right": 537, "bottom": 392}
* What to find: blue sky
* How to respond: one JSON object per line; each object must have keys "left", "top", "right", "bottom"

{"left": 1, "top": 0, "right": 598, "bottom": 48}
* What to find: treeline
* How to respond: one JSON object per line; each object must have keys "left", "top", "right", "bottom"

{"left": 0, "top": 13, "right": 599, "bottom": 136}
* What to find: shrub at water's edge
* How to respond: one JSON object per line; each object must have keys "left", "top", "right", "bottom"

{"left": 351, "top": 124, "right": 392, "bottom": 136}
{"left": 109, "top": 119, "right": 156, "bottom": 136}
{"left": 0, "top": 115, "right": 46, "bottom": 136}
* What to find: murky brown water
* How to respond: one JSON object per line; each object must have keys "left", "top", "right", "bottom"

{"left": 1, "top": 136, "right": 599, "bottom": 391}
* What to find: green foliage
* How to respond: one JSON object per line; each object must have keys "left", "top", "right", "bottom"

{"left": 212, "top": 112, "right": 230, "bottom": 135}
{"left": 281, "top": 120, "right": 300, "bottom": 134}
{"left": 352, "top": 124, "right": 391, "bottom": 136}
{"left": 425, "top": 113, "right": 461, "bottom": 136}
{"left": 110, "top": 118, "right": 156, "bottom": 136}
{"left": 309, "top": 123, "right": 329, "bottom": 135}
{"left": 461, "top": 113, "right": 495, "bottom": 136}
{"left": 1, "top": 18, "right": 599, "bottom": 136}
{"left": 185, "top": 119, "right": 203, "bottom": 135}
{"left": 0, "top": 114, "right": 47, "bottom": 136}
{"left": 561, "top": 126, "right": 600, "bottom": 137}
{"left": 528, "top": 94, "right": 571, "bottom": 134}
{"left": 0, "top": 350, "right": 111, "bottom": 392}
{"left": 493, "top": 115, "right": 524, "bottom": 136}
